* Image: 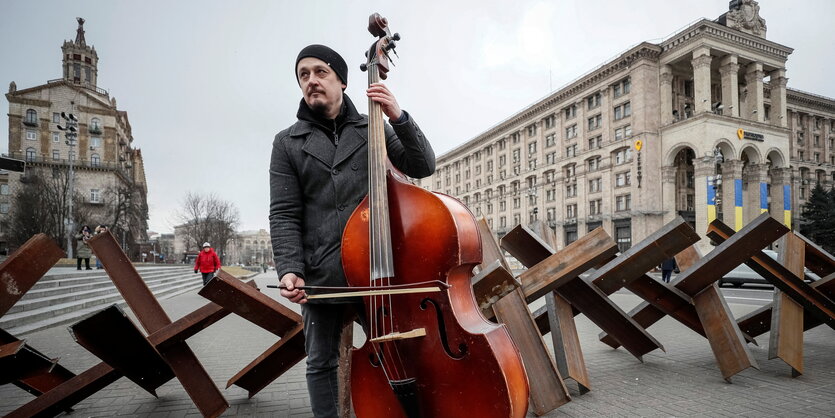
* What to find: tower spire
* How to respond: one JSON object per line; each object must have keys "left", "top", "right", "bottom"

{"left": 75, "top": 17, "right": 86, "bottom": 46}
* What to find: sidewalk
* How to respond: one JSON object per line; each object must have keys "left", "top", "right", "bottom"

{"left": 1, "top": 273, "right": 833, "bottom": 417}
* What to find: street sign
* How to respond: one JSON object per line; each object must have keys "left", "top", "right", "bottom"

{"left": 0, "top": 156, "right": 25, "bottom": 173}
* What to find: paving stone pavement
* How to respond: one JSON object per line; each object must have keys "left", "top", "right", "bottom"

{"left": 1, "top": 272, "right": 834, "bottom": 417}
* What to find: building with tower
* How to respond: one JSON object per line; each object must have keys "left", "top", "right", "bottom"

{"left": 417, "top": 0, "right": 835, "bottom": 253}
{"left": 1, "top": 18, "right": 149, "bottom": 257}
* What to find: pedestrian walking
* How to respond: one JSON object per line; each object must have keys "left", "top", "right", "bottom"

{"left": 194, "top": 242, "right": 220, "bottom": 286}
{"left": 271, "top": 44, "right": 434, "bottom": 417}
{"left": 75, "top": 225, "right": 93, "bottom": 270}
{"left": 94, "top": 225, "right": 108, "bottom": 269}
{"left": 661, "top": 257, "right": 677, "bottom": 283}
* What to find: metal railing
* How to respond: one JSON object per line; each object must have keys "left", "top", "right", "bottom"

{"left": 3, "top": 152, "right": 133, "bottom": 178}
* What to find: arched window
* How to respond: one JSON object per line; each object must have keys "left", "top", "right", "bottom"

{"left": 91, "top": 153, "right": 101, "bottom": 167}
{"left": 25, "top": 147, "right": 36, "bottom": 161}
{"left": 24, "top": 109, "right": 37, "bottom": 125}
{"left": 90, "top": 117, "right": 101, "bottom": 133}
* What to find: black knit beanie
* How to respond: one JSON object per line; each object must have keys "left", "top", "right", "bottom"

{"left": 295, "top": 44, "right": 348, "bottom": 86}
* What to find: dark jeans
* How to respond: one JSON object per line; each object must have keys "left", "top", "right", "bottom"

{"left": 662, "top": 269, "right": 673, "bottom": 283}
{"left": 77, "top": 257, "right": 90, "bottom": 270}
{"left": 201, "top": 272, "right": 214, "bottom": 286}
{"left": 301, "top": 303, "right": 360, "bottom": 418}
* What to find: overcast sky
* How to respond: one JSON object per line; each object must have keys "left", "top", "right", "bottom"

{"left": 2, "top": 0, "right": 833, "bottom": 234}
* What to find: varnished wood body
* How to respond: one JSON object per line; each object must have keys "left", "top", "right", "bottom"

{"left": 342, "top": 172, "right": 529, "bottom": 418}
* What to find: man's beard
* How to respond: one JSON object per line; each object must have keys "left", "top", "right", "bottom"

{"left": 310, "top": 100, "right": 329, "bottom": 117}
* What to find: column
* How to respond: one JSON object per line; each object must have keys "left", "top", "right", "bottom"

{"left": 745, "top": 62, "right": 765, "bottom": 122}
{"left": 720, "top": 160, "right": 744, "bottom": 230}
{"left": 744, "top": 163, "right": 769, "bottom": 227}
{"left": 661, "top": 165, "right": 677, "bottom": 224}
{"left": 769, "top": 168, "right": 792, "bottom": 228}
{"left": 692, "top": 47, "right": 713, "bottom": 114}
{"left": 694, "top": 157, "right": 715, "bottom": 251}
{"left": 660, "top": 65, "right": 674, "bottom": 125}
{"left": 770, "top": 69, "right": 788, "bottom": 127}
{"left": 719, "top": 55, "right": 740, "bottom": 117}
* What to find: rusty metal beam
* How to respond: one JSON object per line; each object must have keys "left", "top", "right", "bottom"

{"left": 591, "top": 217, "right": 700, "bottom": 295}
{"left": 88, "top": 231, "right": 228, "bottom": 418}
{"left": 707, "top": 221, "right": 835, "bottom": 330}
{"left": 677, "top": 214, "right": 789, "bottom": 296}
{"left": 227, "top": 324, "right": 306, "bottom": 398}
{"left": 69, "top": 304, "right": 174, "bottom": 395}
{"left": 0, "top": 234, "right": 65, "bottom": 317}
{"left": 738, "top": 273, "right": 835, "bottom": 338}
{"left": 199, "top": 270, "right": 301, "bottom": 337}
{"left": 5, "top": 362, "right": 120, "bottom": 418}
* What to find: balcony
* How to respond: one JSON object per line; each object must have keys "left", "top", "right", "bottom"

{"left": 89, "top": 126, "right": 103, "bottom": 135}
{"left": 22, "top": 119, "right": 39, "bottom": 128}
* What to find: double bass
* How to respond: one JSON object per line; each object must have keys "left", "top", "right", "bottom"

{"left": 341, "top": 13, "right": 529, "bottom": 418}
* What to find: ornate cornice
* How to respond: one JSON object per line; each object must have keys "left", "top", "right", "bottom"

{"left": 661, "top": 19, "right": 792, "bottom": 61}
{"left": 785, "top": 88, "right": 835, "bottom": 113}
{"left": 438, "top": 43, "right": 662, "bottom": 162}
{"left": 4, "top": 95, "right": 51, "bottom": 107}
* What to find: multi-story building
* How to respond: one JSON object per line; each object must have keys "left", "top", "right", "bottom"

{"left": 2, "top": 18, "right": 148, "bottom": 255}
{"left": 417, "top": 0, "right": 835, "bottom": 253}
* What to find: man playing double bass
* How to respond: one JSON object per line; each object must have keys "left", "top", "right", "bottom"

{"left": 269, "top": 44, "right": 435, "bottom": 417}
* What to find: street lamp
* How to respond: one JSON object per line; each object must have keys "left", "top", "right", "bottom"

{"left": 57, "top": 110, "right": 78, "bottom": 258}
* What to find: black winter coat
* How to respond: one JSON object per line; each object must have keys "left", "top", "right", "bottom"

{"left": 269, "top": 95, "right": 435, "bottom": 299}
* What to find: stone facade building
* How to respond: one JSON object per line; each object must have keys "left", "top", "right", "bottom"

{"left": 417, "top": 0, "right": 835, "bottom": 253}
{"left": 1, "top": 18, "right": 148, "bottom": 255}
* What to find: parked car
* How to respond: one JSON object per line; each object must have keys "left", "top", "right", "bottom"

{"left": 719, "top": 250, "right": 821, "bottom": 287}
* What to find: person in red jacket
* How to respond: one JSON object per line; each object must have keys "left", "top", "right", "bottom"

{"left": 194, "top": 242, "right": 220, "bottom": 285}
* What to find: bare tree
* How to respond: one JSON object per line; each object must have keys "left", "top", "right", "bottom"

{"left": 177, "top": 192, "right": 240, "bottom": 263}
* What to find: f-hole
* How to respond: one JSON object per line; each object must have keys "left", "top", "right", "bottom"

{"left": 420, "top": 298, "right": 468, "bottom": 359}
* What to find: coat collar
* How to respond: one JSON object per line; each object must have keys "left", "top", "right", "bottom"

{"left": 292, "top": 94, "right": 368, "bottom": 168}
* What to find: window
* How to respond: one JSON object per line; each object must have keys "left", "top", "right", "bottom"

{"left": 513, "top": 213, "right": 520, "bottom": 225}
{"left": 53, "top": 132, "right": 60, "bottom": 143}
{"left": 24, "top": 109, "right": 38, "bottom": 125}
{"left": 500, "top": 216, "right": 507, "bottom": 228}
{"left": 0, "top": 203, "right": 9, "bottom": 214}
{"left": 547, "top": 188, "right": 556, "bottom": 201}
{"left": 615, "top": 221, "right": 632, "bottom": 252}
{"left": 91, "top": 137, "right": 102, "bottom": 148}
{"left": 615, "top": 171, "right": 631, "bottom": 187}
{"left": 90, "top": 189, "right": 101, "bottom": 203}
{"left": 614, "top": 147, "right": 632, "bottom": 165}
{"left": 587, "top": 156, "right": 601, "bottom": 172}
{"left": 564, "top": 104, "right": 577, "bottom": 119}
{"left": 565, "top": 183, "right": 577, "bottom": 197}
{"left": 25, "top": 147, "right": 36, "bottom": 161}
{"left": 546, "top": 134, "right": 556, "bottom": 148}
{"left": 614, "top": 102, "right": 631, "bottom": 120}
{"left": 73, "top": 63, "right": 81, "bottom": 79}
{"left": 500, "top": 201, "right": 506, "bottom": 211}
{"left": 589, "top": 178, "right": 601, "bottom": 193}
{"left": 588, "top": 135, "right": 602, "bottom": 150}
{"left": 547, "top": 207, "right": 556, "bottom": 222}
{"left": 528, "top": 141, "right": 537, "bottom": 155}
{"left": 798, "top": 150, "right": 804, "bottom": 161}
{"left": 527, "top": 124, "right": 537, "bottom": 137}
{"left": 53, "top": 149, "right": 60, "bottom": 160}
{"left": 613, "top": 78, "right": 631, "bottom": 98}
{"left": 528, "top": 159, "right": 537, "bottom": 170}
{"left": 566, "top": 204, "right": 577, "bottom": 219}
{"left": 499, "top": 155, "right": 506, "bottom": 166}
{"left": 511, "top": 132, "right": 521, "bottom": 144}
{"left": 566, "top": 227, "right": 578, "bottom": 245}
{"left": 616, "top": 194, "right": 632, "bottom": 211}
{"left": 69, "top": 151, "right": 76, "bottom": 161}
{"left": 0, "top": 184, "right": 9, "bottom": 195}
{"left": 513, "top": 197, "right": 520, "bottom": 209}
{"left": 498, "top": 139, "right": 507, "bottom": 151}
{"left": 814, "top": 135, "right": 820, "bottom": 147}
{"left": 26, "top": 130, "right": 37, "bottom": 141}
{"left": 91, "top": 153, "right": 101, "bottom": 167}
{"left": 487, "top": 160, "right": 493, "bottom": 171}
{"left": 53, "top": 112, "right": 61, "bottom": 123}
{"left": 546, "top": 152, "right": 556, "bottom": 165}
{"left": 587, "top": 92, "right": 601, "bottom": 110}
{"left": 544, "top": 114, "right": 556, "bottom": 130}
{"left": 589, "top": 199, "right": 602, "bottom": 215}
{"left": 545, "top": 170, "right": 556, "bottom": 183}
{"left": 565, "top": 124, "right": 577, "bottom": 139}
{"left": 91, "top": 117, "right": 101, "bottom": 132}
{"left": 566, "top": 144, "right": 577, "bottom": 158}
{"left": 587, "top": 114, "right": 602, "bottom": 131}
{"left": 614, "top": 125, "right": 632, "bottom": 141}
{"left": 814, "top": 152, "right": 820, "bottom": 163}
{"left": 564, "top": 164, "right": 576, "bottom": 178}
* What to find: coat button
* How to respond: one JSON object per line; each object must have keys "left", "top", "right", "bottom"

{"left": 338, "top": 204, "right": 346, "bottom": 211}
{"left": 351, "top": 162, "right": 358, "bottom": 171}
{"left": 332, "top": 168, "right": 340, "bottom": 175}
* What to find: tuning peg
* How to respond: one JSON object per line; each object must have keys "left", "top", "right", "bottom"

{"left": 360, "top": 63, "right": 368, "bottom": 72}
{"left": 392, "top": 33, "right": 401, "bottom": 41}
{"left": 385, "top": 41, "right": 396, "bottom": 51}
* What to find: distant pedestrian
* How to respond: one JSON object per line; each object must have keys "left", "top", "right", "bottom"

{"left": 75, "top": 225, "right": 93, "bottom": 270}
{"left": 661, "top": 257, "right": 677, "bottom": 283}
{"left": 194, "top": 242, "right": 220, "bottom": 286}
{"left": 94, "top": 225, "right": 108, "bottom": 269}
